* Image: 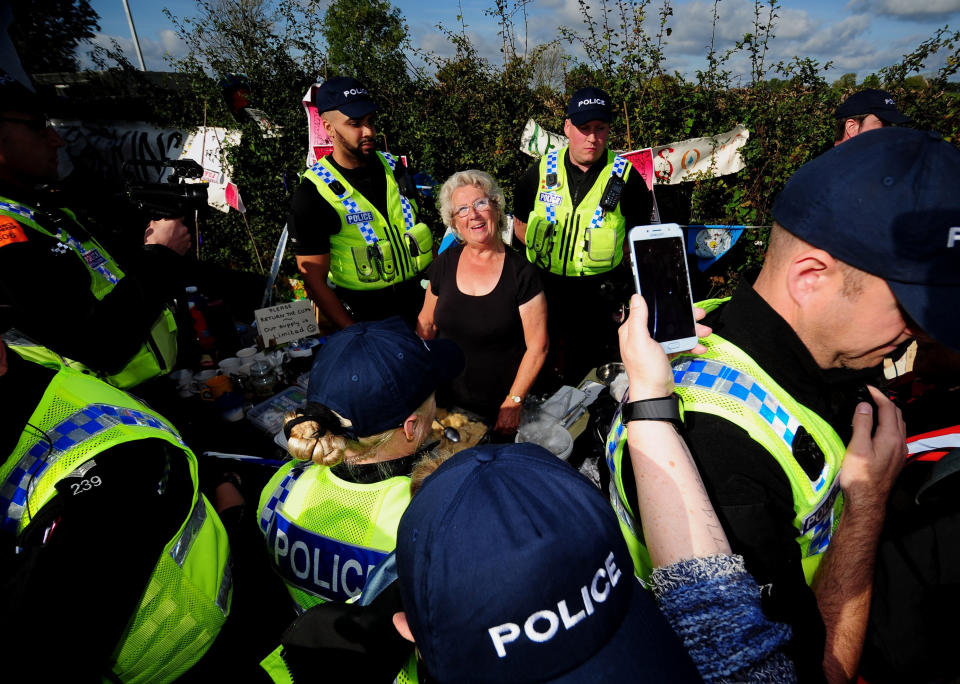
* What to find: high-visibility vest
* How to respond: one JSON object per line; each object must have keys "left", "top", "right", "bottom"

{"left": 605, "top": 298, "right": 845, "bottom": 584}
{"left": 258, "top": 459, "right": 412, "bottom": 612}
{"left": 524, "top": 147, "right": 631, "bottom": 276}
{"left": 302, "top": 152, "right": 433, "bottom": 290}
{"left": 0, "top": 349, "right": 232, "bottom": 683}
{"left": 0, "top": 195, "right": 178, "bottom": 388}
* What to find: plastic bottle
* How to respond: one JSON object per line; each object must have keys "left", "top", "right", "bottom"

{"left": 186, "top": 286, "right": 217, "bottom": 352}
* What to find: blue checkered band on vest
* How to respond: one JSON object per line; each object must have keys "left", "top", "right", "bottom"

{"left": 0, "top": 199, "right": 35, "bottom": 221}
{"left": 544, "top": 150, "right": 560, "bottom": 223}
{"left": 310, "top": 161, "right": 379, "bottom": 245}
{"left": 1, "top": 404, "right": 186, "bottom": 534}
{"left": 381, "top": 153, "right": 416, "bottom": 233}
{"left": 259, "top": 462, "right": 310, "bottom": 534}
{"left": 672, "top": 358, "right": 828, "bottom": 492}
{"left": 588, "top": 155, "right": 627, "bottom": 231}
{"left": 0, "top": 199, "right": 120, "bottom": 286}
{"left": 62, "top": 233, "right": 120, "bottom": 286}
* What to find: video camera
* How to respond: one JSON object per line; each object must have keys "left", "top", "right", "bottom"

{"left": 123, "top": 159, "right": 209, "bottom": 220}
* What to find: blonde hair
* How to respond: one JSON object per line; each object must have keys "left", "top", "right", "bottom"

{"left": 283, "top": 396, "right": 435, "bottom": 467}
{"left": 437, "top": 169, "right": 506, "bottom": 234}
{"left": 409, "top": 451, "right": 453, "bottom": 497}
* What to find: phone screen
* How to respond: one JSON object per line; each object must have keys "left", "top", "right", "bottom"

{"left": 632, "top": 236, "right": 696, "bottom": 343}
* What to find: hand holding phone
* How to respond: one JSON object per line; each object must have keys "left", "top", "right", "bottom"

{"left": 628, "top": 223, "right": 699, "bottom": 354}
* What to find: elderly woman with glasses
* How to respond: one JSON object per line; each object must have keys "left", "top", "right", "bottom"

{"left": 417, "top": 170, "right": 548, "bottom": 434}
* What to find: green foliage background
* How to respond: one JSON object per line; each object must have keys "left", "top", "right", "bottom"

{"left": 93, "top": 0, "right": 960, "bottom": 294}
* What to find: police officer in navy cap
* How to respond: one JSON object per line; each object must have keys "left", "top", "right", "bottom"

{"left": 833, "top": 88, "right": 912, "bottom": 145}
{"left": 512, "top": 86, "right": 654, "bottom": 384}
{"left": 606, "top": 127, "right": 960, "bottom": 682}
{"left": 0, "top": 70, "right": 192, "bottom": 388}
{"left": 288, "top": 76, "right": 433, "bottom": 330}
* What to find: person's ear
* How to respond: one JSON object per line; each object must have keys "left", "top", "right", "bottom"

{"left": 562, "top": 118, "right": 574, "bottom": 138}
{"left": 786, "top": 248, "right": 838, "bottom": 308}
{"left": 393, "top": 611, "right": 415, "bottom": 643}
{"left": 321, "top": 113, "right": 336, "bottom": 139}
{"left": 402, "top": 413, "right": 420, "bottom": 442}
{"left": 843, "top": 117, "right": 860, "bottom": 141}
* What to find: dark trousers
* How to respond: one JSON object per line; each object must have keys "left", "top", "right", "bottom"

{"left": 540, "top": 263, "right": 632, "bottom": 387}
{"left": 337, "top": 276, "right": 427, "bottom": 329}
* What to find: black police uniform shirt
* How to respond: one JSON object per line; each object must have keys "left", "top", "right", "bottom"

{"left": 618, "top": 282, "right": 880, "bottom": 683}
{"left": 0, "top": 349, "right": 193, "bottom": 681}
{"left": 0, "top": 182, "right": 187, "bottom": 375}
{"left": 287, "top": 156, "right": 391, "bottom": 256}
{"left": 513, "top": 149, "right": 653, "bottom": 234}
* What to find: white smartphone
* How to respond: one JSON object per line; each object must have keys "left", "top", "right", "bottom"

{"left": 628, "top": 223, "right": 699, "bottom": 354}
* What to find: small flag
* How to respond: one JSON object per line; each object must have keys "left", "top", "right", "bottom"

{"left": 686, "top": 225, "right": 744, "bottom": 271}
{"left": 225, "top": 182, "right": 246, "bottom": 213}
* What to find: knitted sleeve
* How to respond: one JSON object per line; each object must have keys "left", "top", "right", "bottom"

{"left": 647, "top": 554, "right": 798, "bottom": 683}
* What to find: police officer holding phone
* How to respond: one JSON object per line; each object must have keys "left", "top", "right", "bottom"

{"left": 513, "top": 87, "right": 653, "bottom": 383}
{"left": 288, "top": 77, "right": 433, "bottom": 329}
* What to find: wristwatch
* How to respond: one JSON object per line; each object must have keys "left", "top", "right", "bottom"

{"left": 621, "top": 394, "right": 683, "bottom": 429}
{"left": 508, "top": 394, "right": 523, "bottom": 405}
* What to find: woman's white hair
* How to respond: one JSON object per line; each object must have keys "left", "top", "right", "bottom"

{"left": 436, "top": 169, "right": 506, "bottom": 235}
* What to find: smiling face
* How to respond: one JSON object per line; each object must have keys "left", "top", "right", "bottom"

{"left": 563, "top": 118, "right": 610, "bottom": 169}
{"left": 451, "top": 184, "right": 501, "bottom": 248}
{"left": 0, "top": 111, "right": 64, "bottom": 186}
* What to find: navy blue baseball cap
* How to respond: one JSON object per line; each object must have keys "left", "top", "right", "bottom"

{"left": 0, "top": 69, "right": 42, "bottom": 115}
{"left": 396, "top": 442, "right": 701, "bottom": 683}
{"left": 772, "top": 127, "right": 960, "bottom": 350}
{"left": 307, "top": 317, "right": 463, "bottom": 436}
{"left": 567, "top": 87, "right": 613, "bottom": 126}
{"left": 313, "top": 76, "right": 378, "bottom": 118}
{"left": 834, "top": 88, "right": 911, "bottom": 125}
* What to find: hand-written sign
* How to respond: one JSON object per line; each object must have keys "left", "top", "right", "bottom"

{"left": 254, "top": 300, "right": 319, "bottom": 346}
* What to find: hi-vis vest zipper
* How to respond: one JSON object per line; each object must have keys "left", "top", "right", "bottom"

{"left": 0, "top": 348, "right": 232, "bottom": 682}
{"left": 525, "top": 147, "right": 630, "bottom": 277}
{"left": 0, "top": 195, "right": 177, "bottom": 388}
{"left": 605, "top": 298, "right": 845, "bottom": 584}
{"left": 302, "top": 152, "right": 433, "bottom": 290}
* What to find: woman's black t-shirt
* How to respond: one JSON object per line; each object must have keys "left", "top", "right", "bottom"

{"left": 429, "top": 243, "right": 543, "bottom": 419}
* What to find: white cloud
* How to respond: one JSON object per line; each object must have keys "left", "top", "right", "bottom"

{"left": 80, "top": 30, "right": 188, "bottom": 71}
{"left": 848, "top": 0, "right": 960, "bottom": 19}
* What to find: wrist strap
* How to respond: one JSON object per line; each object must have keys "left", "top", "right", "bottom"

{"left": 621, "top": 393, "right": 683, "bottom": 428}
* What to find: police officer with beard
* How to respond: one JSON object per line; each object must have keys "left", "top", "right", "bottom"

{"left": 288, "top": 77, "right": 433, "bottom": 329}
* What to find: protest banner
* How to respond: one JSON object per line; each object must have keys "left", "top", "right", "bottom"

{"left": 619, "top": 148, "right": 661, "bottom": 223}
{"left": 302, "top": 84, "right": 335, "bottom": 167}
{"left": 652, "top": 124, "right": 749, "bottom": 184}
{"left": 517, "top": 121, "right": 749, "bottom": 187}
{"left": 180, "top": 127, "right": 243, "bottom": 213}
{"left": 520, "top": 119, "right": 568, "bottom": 158}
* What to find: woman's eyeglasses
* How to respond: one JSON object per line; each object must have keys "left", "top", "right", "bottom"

{"left": 453, "top": 197, "right": 493, "bottom": 218}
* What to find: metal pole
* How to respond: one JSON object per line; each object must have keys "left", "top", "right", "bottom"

{"left": 121, "top": 0, "right": 147, "bottom": 71}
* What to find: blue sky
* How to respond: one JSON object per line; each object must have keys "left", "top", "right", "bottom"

{"left": 86, "top": 0, "right": 960, "bottom": 81}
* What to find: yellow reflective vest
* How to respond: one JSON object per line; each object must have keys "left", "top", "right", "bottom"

{"left": 605, "top": 298, "right": 845, "bottom": 584}
{"left": 524, "top": 147, "right": 631, "bottom": 276}
{"left": 302, "top": 152, "right": 433, "bottom": 290}
{"left": 258, "top": 459, "right": 412, "bottom": 612}
{"left": 0, "top": 195, "right": 178, "bottom": 388}
{"left": 0, "top": 349, "right": 232, "bottom": 683}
